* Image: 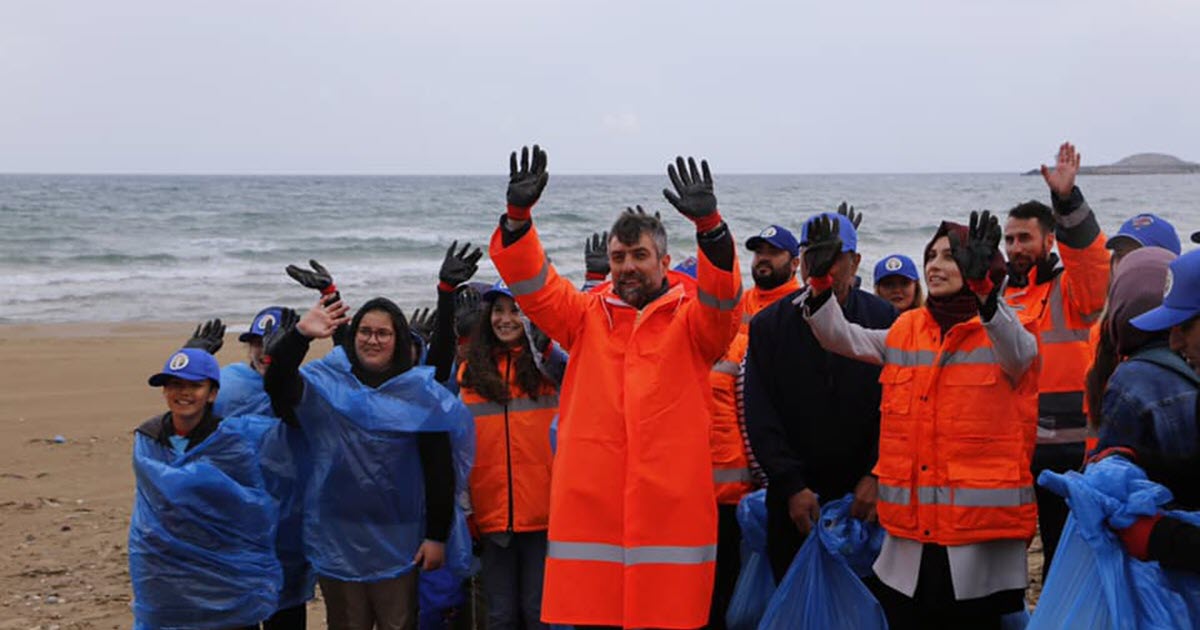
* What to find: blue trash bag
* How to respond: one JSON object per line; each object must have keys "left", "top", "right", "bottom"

{"left": 1000, "top": 604, "right": 1030, "bottom": 630}
{"left": 758, "top": 494, "right": 887, "bottom": 630}
{"left": 418, "top": 568, "right": 467, "bottom": 630}
{"left": 1029, "top": 456, "right": 1200, "bottom": 629}
{"left": 727, "top": 490, "right": 774, "bottom": 630}
{"left": 129, "top": 415, "right": 283, "bottom": 629}
{"left": 298, "top": 347, "right": 476, "bottom": 582}
{"left": 216, "top": 363, "right": 317, "bottom": 610}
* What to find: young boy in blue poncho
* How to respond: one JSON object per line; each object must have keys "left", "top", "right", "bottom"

{"left": 264, "top": 294, "right": 474, "bottom": 630}
{"left": 129, "top": 329, "right": 285, "bottom": 629}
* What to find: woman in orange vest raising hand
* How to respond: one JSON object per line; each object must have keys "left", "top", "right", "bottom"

{"left": 796, "top": 211, "right": 1040, "bottom": 629}
{"left": 460, "top": 282, "right": 561, "bottom": 630}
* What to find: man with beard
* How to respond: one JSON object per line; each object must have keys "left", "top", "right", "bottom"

{"left": 743, "top": 211, "right": 897, "bottom": 581}
{"left": 1003, "top": 141, "right": 1110, "bottom": 579}
{"left": 489, "top": 145, "right": 742, "bottom": 629}
{"left": 705, "top": 224, "right": 800, "bottom": 627}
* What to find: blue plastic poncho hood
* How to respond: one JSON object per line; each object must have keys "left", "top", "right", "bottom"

{"left": 298, "top": 346, "right": 474, "bottom": 581}
{"left": 128, "top": 415, "right": 283, "bottom": 629}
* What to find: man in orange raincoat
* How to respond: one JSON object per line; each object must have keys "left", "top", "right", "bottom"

{"left": 489, "top": 145, "right": 742, "bottom": 629}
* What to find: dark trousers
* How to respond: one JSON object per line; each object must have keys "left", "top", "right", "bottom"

{"left": 764, "top": 486, "right": 807, "bottom": 583}
{"left": 319, "top": 572, "right": 418, "bottom": 630}
{"left": 1032, "top": 441, "right": 1086, "bottom": 581}
{"left": 230, "top": 603, "right": 307, "bottom": 630}
{"left": 865, "top": 545, "right": 1023, "bottom": 630}
{"left": 707, "top": 503, "right": 743, "bottom": 629}
{"left": 479, "top": 531, "right": 548, "bottom": 630}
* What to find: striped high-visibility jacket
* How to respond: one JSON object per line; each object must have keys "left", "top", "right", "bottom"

{"left": 490, "top": 219, "right": 742, "bottom": 629}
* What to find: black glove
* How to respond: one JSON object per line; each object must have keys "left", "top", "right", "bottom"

{"left": 507, "top": 145, "right": 549, "bottom": 212}
{"left": 184, "top": 319, "right": 226, "bottom": 355}
{"left": 409, "top": 307, "right": 437, "bottom": 342}
{"left": 802, "top": 215, "right": 843, "bottom": 278}
{"left": 454, "top": 286, "right": 482, "bottom": 339}
{"left": 439, "top": 241, "right": 483, "bottom": 289}
{"left": 262, "top": 308, "right": 300, "bottom": 364}
{"left": 662, "top": 156, "right": 718, "bottom": 225}
{"left": 286, "top": 259, "right": 336, "bottom": 295}
{"left": 950, "top": 210, "right": 1002, "bottom": 284}
{"left": 837, "top": 201, "right": 862, "bottom": 229}
{"left": 585, "top": 232, "right": 610, "bottom": 277}
{"left": 624, "top": 205, "right": 661, "bottom": 220}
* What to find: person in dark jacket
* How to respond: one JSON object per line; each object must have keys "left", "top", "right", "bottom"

{"left": 743, "top": 210, "right": 897, "bottom": 580}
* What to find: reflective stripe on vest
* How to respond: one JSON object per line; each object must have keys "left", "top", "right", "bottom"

{"left": 878, "top": 483, "right": 1035, "bottom": 508}
{"left": 465, "top": 395, "right": 560, "bottom": 417}
{"left": 712, "top": 467, "right": 753, "bottom": 484}
{"left": 548, "top": 541, "right": 717, "bottom": 566}
{"left": 711, "top": 360, "right": 740, "bottom": 376}
{"left": 884, "top": 348, "right": 936, "bottom": 367}
{"left": 698, "top": 285, "right": 743, "bottom": 312}
{"left": 883, "top": 347, "right": 995, "bottom": 368}
{"left": 1042, "top": 281, "right": 1092, "bottom": 344}
{"left": 1037, "top": 425, "right": 1090, "bottom": 444}
{"left": 509, "top": 257, "right": 551, "bottom": 296}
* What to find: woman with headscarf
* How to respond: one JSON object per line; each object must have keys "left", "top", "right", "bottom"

{"left": 264, "top": 294, "right": 472, "bottom": 630}
{"left": 795, "top": 211, "right": 1040, "bottom": 629}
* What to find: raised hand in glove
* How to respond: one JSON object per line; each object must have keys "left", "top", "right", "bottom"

{"left": 801, "top": 214, "right": 842, "bottom": 293}
{"left": 262, "top": 308, "right": 300, "bottom": 365}
{"left": 662, "top": 156, "right": 721, "bottom": 232}
{"left": 454, "top": 286, "right": 483, "bottom": 340}
{"left": 184, "top": 318, "right": 226, "bottom": 355}
{"left": 286, "top": 259, "right": 338, "bottom": 297}
{"left": 837, "top": 201, "right": 862, "bottom": 229}
{"left": 585, "top": 232, "right": 610, "bottom": 280}
{"left": 409, "top": 307, "right": 437, "bottom": 342}
{"left": 439, "top": 241, "right": 482, "bottom": 292}
{"left": 950, "top": 210, "right": 1003, "bottom": 297}
{"left": 507, "top": 145, "right": 549, "bottom": 221}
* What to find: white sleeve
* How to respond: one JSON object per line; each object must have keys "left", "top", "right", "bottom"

{"left": 796, "top": 289, "right": 888, "bottom": 366}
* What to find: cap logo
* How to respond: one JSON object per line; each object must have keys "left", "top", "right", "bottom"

{"left": 761, "top": 226, "right": 777, "bottom": 238}
{"left": 885, "top": 257, "right": 903, "bottom": 271}
{"left": 1164, "top": 268, "right": 1174, "bottom": 299}
{"left": 257, "top": 313, "right": 276, "bottom": 332}
{"left": 1133, "top": 215, "right": 1154, "bottom": 228}
{"left": 169, "top": 352, "right": 190, "bottom": 371}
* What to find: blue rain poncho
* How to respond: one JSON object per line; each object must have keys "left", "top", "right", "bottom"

{"left": 129, "top": 415, "right": 283, "bottom": 629}
{"left": 1030, "top": 456, "right": 1200, "bottom": 629}
{"left": 759, "top": 493, "right": 887, "bottom": 630}
{"left": 214, "top": 362, "right": 317, "bottom": 610}
{"left": 725, "top": 489, "right": 774, "bottom": 630}
{"left": 297, "top": 346, "right": 475, "bottom": 582}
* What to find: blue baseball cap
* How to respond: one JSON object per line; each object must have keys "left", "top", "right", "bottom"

{"left": 148, "top": 348, "right": 221, "bottom": 387}
{"left": 482, "top": 281, "right": 513, "bottom": 302}
{"left": 874, "top": 254, "right": 919, "bottom": 283}
{"left": 238, "top": 306, "right": 286, "bottom": 342}
{"left": 1105, "top": 213, "right": 1182, "bottom": 255}
{"left": 672, "top": 255, "right": 699, "bottom": 279}
{"left": 800, "top": 212, "right": 858, "bottom": 253}
{"left": 745, "top": 225, "right": 800, "bottom": 257}
{"left": 1130, "top": 249, "right": 1200, "bottom": 331}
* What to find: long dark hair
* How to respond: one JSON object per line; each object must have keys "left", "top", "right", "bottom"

{"left": 460, "top": 298, "right": 550, "bottom": 404}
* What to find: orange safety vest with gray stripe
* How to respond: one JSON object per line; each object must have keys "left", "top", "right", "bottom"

{"left": 873, "top": 307, "right": 1040, "bottom": 545}
{"left": 1005, "top": 237, "right": 1108, "bottom": 447}
{"left": 709, "top": 278, "right": 798, "bottom": 504}
{"left": 489, "top": 221, "right": 742, "bottom": 629}
{"left": 458, "top": 352, "right": 558, "bottom": 535}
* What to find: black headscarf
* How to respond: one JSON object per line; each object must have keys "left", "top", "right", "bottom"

{"left": 343, "top": 297, "right": 413, "bottom": 388}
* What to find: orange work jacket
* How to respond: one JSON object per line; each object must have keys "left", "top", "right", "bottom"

{"left": 459, "top": 349, "right": 558, "bottom": 535}
{"left": 874, "top": 307, "right": 1040, "bottom": 546}
{"left": 490, "top": 221, "right": 742, "bottom": 630}
{"left": 1005, "top": 235, "right": 1109, "bottom": 446}
{"left": 709, "top": 278, "right": 799, "bottom": 504}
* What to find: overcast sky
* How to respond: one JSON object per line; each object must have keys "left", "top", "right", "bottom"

{"left": 2, "top": 0, "right": 1197, "bottom": 174}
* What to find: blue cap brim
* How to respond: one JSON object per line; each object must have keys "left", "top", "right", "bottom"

{"left": 875, "top": 270, "right": 919, "bottom": 283}
{"left": 1105, "top": 234, "right": 1143, "bottom": 250}
{"left": 1130, "top": 304, "right": 1199, "bottom": 332}
{"left": 237, "top": 332, "right": 263, "bottom": 342}
{"left": 148, "top": 372, "right": 212, "bottom": 387}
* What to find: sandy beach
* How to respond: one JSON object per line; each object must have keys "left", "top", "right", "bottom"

{"left": 0, "top": 322, "right": 333, "bottom": 628}
{"left": 0, "top": 322, "right": 1043, "bottom": 628}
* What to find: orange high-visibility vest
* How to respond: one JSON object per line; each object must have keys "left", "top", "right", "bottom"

{"left": 490, "top": 221, "right": 742, "bottom": 630}
{"left": 874, "top": 308, "right": 1040, "bottom": 545}
{"left": 709, "top": 278, "right": 798, "bottom": 504}
{"left": 1005, "top": 236, "right": 1109, "bottom": 446}
{"left": 459, "top": 349, "right": 558, "bottom": 535}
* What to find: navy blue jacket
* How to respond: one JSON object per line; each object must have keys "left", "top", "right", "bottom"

{"left": 744, "top": 287, "right": 897, "bottom": 503}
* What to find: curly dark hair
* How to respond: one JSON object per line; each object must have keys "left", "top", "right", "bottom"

{"left": 460, "top": 298, "right": 551, "bottom": 404}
